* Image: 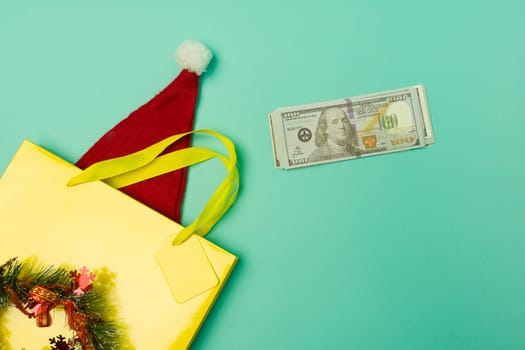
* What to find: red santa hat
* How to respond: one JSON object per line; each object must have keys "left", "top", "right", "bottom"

{"left": 76, "top": 40, "right": 212, "bottom": 222}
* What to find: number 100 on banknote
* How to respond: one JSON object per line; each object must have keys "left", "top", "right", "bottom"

{"left": 268, "top": 85, "right": 434, "bottom": 169}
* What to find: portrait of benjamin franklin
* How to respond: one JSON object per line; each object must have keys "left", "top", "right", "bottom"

{"left": 308, "top": 107, "right": 355, "bottom": 162}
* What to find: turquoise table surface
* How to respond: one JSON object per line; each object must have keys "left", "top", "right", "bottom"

{"left": 1, "top": 1, "right": 524, "bottom": 349}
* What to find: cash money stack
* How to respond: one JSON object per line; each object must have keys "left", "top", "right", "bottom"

{"left": 269, "top": 85, "right": 434, "bottom": 169}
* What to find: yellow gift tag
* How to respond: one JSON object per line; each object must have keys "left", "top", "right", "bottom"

{"left": 156, "top": 234, "right": 219, "bottom": 303}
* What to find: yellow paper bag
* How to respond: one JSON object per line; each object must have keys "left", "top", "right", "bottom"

{"left": 0, "top": 130, "right": 239, "bottom": 349}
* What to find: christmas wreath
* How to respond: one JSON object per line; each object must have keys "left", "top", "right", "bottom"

{"left": 0, "top": 257, "right": 120, "bottom": 350}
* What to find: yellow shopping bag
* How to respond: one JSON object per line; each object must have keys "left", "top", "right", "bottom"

{"left": 0, "top": 129, "right": 239, "bottom": 349}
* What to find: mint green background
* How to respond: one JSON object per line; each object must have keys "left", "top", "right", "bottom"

{"left": 1, "top": 1, "right": 524, "bottom": 349}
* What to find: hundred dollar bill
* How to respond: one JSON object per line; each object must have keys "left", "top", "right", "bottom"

{"left": 269, "top": 85, "right": 434, "bottom": 169}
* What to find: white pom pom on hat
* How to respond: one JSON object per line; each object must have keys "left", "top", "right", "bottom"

{"left": 77, "top": 40, "right": 213, "bottom": 222}
{"left": 174, "top": 40, "right": 212, "bottom": 76}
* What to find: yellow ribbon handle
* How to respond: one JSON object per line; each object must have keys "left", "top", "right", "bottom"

{"left": 68, "top": 129, "right": 239, "bottom": 245}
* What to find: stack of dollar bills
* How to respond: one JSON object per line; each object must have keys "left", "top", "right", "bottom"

{"left": 269, "top": 85, "right": 434, "bottom": 169}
